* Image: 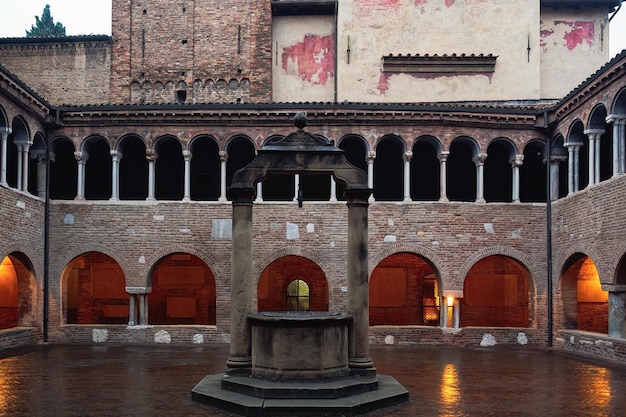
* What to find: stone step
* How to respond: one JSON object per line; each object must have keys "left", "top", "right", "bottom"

{"left": 191, "top": 374, "right": 409, "bottom": 417}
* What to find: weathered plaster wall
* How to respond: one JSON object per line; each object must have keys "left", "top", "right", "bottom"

{"left": 540, "top": 9, "right": 610, "bottom": 99}
{"left": 272, "top": 15, "right": 336, "bottom": 103}
{"left": 336, "top": 0, "right": 540, "bottom": 102}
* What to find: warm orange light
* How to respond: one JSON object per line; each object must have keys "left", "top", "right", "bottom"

{"left": 447, "top": 296, "right": 455, "bottom": 306}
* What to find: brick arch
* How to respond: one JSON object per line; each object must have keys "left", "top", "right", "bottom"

{"left": 0, "top": 242, "right": 42, "bottom": 280}
{"left": 254, "top": 246, "right": 331, "bottom": 281}
{"left": 143, "top": 243, "right": 222, "bottom": 287}
{"left": 369, "top": 243, "right": 445, "bottom": 281}
{"left": 604, "top": 243, "right": 626, "bottom": 285}
{"left": 0, "top": 244, "right": 39, "bottom": 328}
{"left": 57, "top": 243, "right": 132, "bottom": 277}
{"left": 554, "top": 242, "right": 603, "bottom": 284}
{"left": 457, "top": 246, "right": 541, "bottom": 291}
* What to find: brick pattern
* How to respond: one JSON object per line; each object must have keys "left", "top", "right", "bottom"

{"left": 0, "top": 41, "right": 112, "bottom": 106}
{"left": 109, "top": 0, "right": 271, "bottom": 104}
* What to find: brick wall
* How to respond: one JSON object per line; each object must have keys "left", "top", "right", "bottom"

{"left": 0, "top": 39, "right": 112, "bottom": 106}
{"left": 110, "top": 0, "right": 272, "bottom": 104}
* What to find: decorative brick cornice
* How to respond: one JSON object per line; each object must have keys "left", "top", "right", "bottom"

{"left": 382, "top": 54, "right": 497, "bottom": 74}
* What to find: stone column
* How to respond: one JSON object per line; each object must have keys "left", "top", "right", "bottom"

{"left": 330, "top": 177, "right": 337, "bottom": 202}
{"left": 0, "top": 127, "right": 11, "bottom": 186}
{"left": 16, "top": 143, "right": 25, "bottom": 191}
{"left": 403, "top": 151, "right": 412, "bottom": 202}
{"left": 511, "top": 154, "right": 523, "bottom": 203}
{"left": 438, "top": 151, "right": 449, "bottom": 202}
{"left": 110, "top": 150, "right": 120, "bottom": 201}
{"left": 146, "top": 149, "right": 157, "bottom": 201}
{"left": 74, "top": 151, "right": 86, "bottom": 200}
{"left": 20, "top": 142, "right": 31, "bottom": 192}
{"left": 603, "top": 284, "right": 626, "bottom": 338}
{"left": 293, "top": 174, "right": 300, "bottom": 202}
{"left": 255, "top": 182, "right": 263, "bottom": 202}
{"left": 35, "top": 153, "right": 46, "bottom": 198}
{"left": 564, "top": 142, "right": 581, "bottom": 194}
{"left": 549, "top": 152, "right": 567, "bottom": 201}
{"left": 128, "top": 294, "right": 137, "bottom": 326}
{"left": 227, "top": 187, "right": 256, "bottom": 374}
{"left": 474, "top": 153, "right": 487, "bottom": 203}
{"left": 183, "top": 150, "right": 192, "bottom": 202}
{"left": 441, "top": 297, "right": 449, "bottom": 328}
{"left": 345, "top": 188, "right": 374, "bottom": 374}
{"left": 367, "top": 151, "right": 375, "bottom": 202}
{"left": 606, "top": 114, "right": 626, "bottom": 176}
{"left": 584, "top": 129, "right": 604, "bottom": 185}
{"left": 219, "top": 151, "right": 228, "bottom": 202}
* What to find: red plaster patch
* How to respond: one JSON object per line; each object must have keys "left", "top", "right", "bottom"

{"left": 556, "top": 20, "right": 594, "bottom": 50}
{"left": 540, "top": 29, "right": 554, "bottom": 48}
{"left": 377, "top": 72, "right": 392, "bottom": 94}
{"left": 281, "top": 34, "right": 335, "bottom": 86}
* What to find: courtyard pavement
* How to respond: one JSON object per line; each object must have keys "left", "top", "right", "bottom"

{"left": 0, "top": 343, "right": 624, "bottom": 416}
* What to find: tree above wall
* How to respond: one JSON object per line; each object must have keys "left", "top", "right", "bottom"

{"left": 26, "top": 4, "right": 66, "bottom": 37}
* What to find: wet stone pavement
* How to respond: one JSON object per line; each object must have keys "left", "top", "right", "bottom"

{"left": 0, "top": 344, "right": 625, "bottom": 417}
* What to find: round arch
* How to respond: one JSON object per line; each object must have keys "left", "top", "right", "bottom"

{"left": 257, "top": 255, "right": 329, "bottom": 312}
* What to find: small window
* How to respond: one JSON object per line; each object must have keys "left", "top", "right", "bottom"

{"left": 286, "top": 279, "right": 310, "bottom": 311}
{"left": 422, "top": 274, "right": 440, "bottom": 326}
{"left": 176, "top": 90, "right": 186, "bottom": 104}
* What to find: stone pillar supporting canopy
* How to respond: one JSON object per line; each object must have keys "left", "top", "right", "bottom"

{"left": 227, "top": 113, "right": 372, "bottom": 375}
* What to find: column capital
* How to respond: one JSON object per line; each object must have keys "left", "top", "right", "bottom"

{"left": 146, "top": 149, "right": 158, "bottom": 161}
{"left": 219, "top": 150, "right": 228, "bottom": 161}
{"left": 74, "top": 151, "right": 84, "bottom": 162}
{"left": 473, "top": 152, "right": 487, "bottom": 166}
{"left": 511, "top": 154, "right": 524, "bottom": 167}
{"left": 606, "top": 114, "right": 626, "bottom": 124}
{"left": 125, "top": 286, "right": 152, "bottom": 294}
{"left": 584, "top": 128, "right": 605, "bottom": 137}
{"left": 403, "top": 150, "right": 413, "bottom": 162}
{"left": 563, "top": 141, "right": 582, "bottom": 150}
{"left": 438, "top": 150, "right": 450, "bottom": 162}
{"left": 110, "top": 149, "right": 121, "bottom": 159}
{"left": 182, "top": 149, "right": 192, "bottom": 160}
{"left": 0, "top": 127, "right": 12, "bottom": 138}
{"left": 366, "top": 151, "right": 376, "bottom": 163}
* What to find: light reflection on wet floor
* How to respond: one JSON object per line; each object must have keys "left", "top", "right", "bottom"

{"left": 0, "top": 344, "right": 625, "bottom": 417}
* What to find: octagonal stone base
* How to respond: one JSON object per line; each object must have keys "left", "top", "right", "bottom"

{"left": 191, "top": 373, "right": 409, "bottom": 417}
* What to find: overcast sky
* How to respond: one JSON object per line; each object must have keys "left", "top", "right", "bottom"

{"left": 0, "top": 1, "right": 624, "bottom": 55}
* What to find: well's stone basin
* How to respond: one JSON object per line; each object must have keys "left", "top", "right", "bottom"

{"left": 248, "top": 312, "right": 352, "bottom": 381}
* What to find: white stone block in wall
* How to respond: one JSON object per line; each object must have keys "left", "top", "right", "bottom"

{"left": 154, "top": 329, "right": 171, "bottom": 343}
{"left": 384, "top": 235, "right": 397, "bottom": 242}
{"left": 307, "top": 223, "right": 315, "bottom": 233}
{"left": 480, "top": 333, "right": 496, "bottom": 346}
{"left": 64, "top": 214, "right": 74, "bottom": 225}
{"left": 193, "top": 333, "right": 204, "bottom": 344}
{"left": 484, "top": 223, "right": 494, "bottom": 234}
{"left": 93, "top": 328, "right": 108, "bottom": 343}
{"left": 286, "top": 222, "right": 299, "bottom": 240}
{"left": 212, "top": 219, "right": 232, "bottom": 239}
{"left": 384, "top": 335, "right": 395, "bottom": 345}
{"left": 517, "top": 332, "right": 528, "bottom": 345}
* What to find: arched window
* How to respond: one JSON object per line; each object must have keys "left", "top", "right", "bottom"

{"left": 286, "top": 279, "right": 310, "bottom": 311}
